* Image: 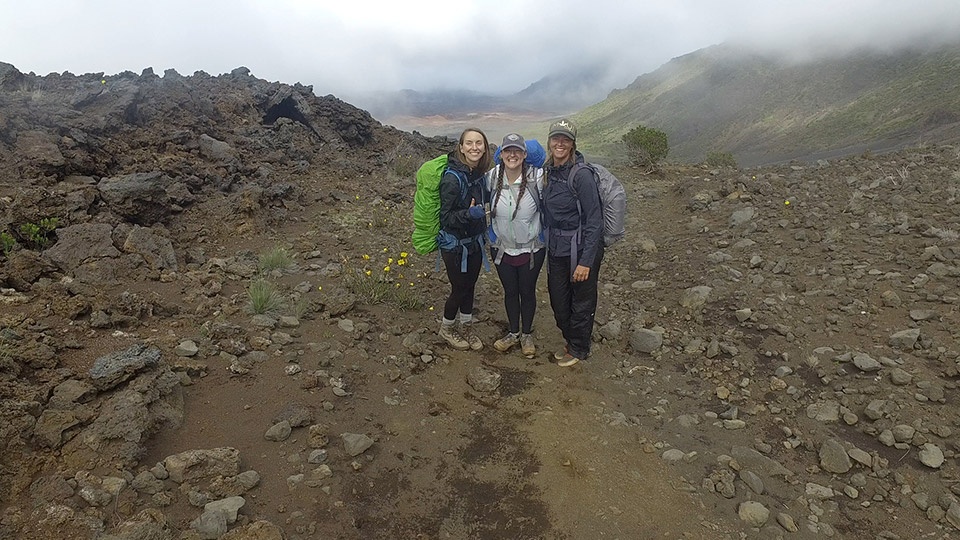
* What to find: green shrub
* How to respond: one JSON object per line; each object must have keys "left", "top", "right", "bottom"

{"left": 703, "top": 151, "right": 738, "bottom": 168}
{"left": 622, "top": 125, "right": 669, "bottom": 167}
{"left": 0, "top": 232, "right": 15, "bottom": 255}
{"left": 17, "top": 217, "right": 59, "bottom": 249}
{"left": 247, "top": 278, "right": 285, "bottom": 315}
{"left": 258, "top": 246, "right": 293, "bottom": 273}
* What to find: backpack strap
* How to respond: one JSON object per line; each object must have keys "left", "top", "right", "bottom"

{"left": 558, "top": 163, "right": 594, "bottom": 278}
{"left": 491, "top": 166, "right": 543, "bottom": 269}
{"left": 444, "top": 168, "right": 469, "bottom": 203}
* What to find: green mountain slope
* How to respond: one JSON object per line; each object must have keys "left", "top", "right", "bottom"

{"left": 574, "top": 42, "right": 960, "bottom": 166}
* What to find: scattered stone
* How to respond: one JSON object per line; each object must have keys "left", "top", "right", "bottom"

{"left": 662, "top": 449, "right": 685, "bottom": 463}
{"left": 467, "top": 366, "right": 501, "bottom": 393}
{"left": 819, "top": 438, "right": 852, "bottom": 474}
{"left": 888, "top": 328, "right": 920, "bottom": 350}
{"left": 307, "top": 425, "right": 329, "bottom": 448}
{"left": 848, "top": 448, "right": 872, "bottom": 467}
{"left": 776, "top": 512, "right": 799, "bottom": 533}
{"left": 338, "top": 319, "right": 355, "bottom": 333}
{"left": 738, "top": 501, "right": 770, "bottom": 527}
{"left": 730, "top": 446, "right": 792, "bottom": 478}
{"left": 864, "top": 399, "right": 887, "bottom": 421}
{"left": 739, "top": 470, "right": 764, "bottom": 494}
{"left": 890, "top": 368, "right": 913, "bottom": 386}
{"left": 807, "top": 400, "right": 840, "bottom": 422}
{"left": 598, "top": 320, "right": 622, "bottom": 341}
{"left": 629, "top": 328, "right": 662, "bottom": 354}
{"left": 264, "top": 421, "right": 292, "bottom": 442}
{"left": 946, "top": 502, "right": 960, "bottom": 530}
{"left": 679, "top": 286, "right": 712, "bottom": 309}
{"left": 175, "top": 340, "right": 199, "bottom": 357}
{"left": 919, "top": 443, "right": 945, "bottom": 469}
{"left": 891, "top": 424, "right": 916, "bottom": 443}
{"left": 852, "top": 353, "right": 881, "bottom": 372}
{"left": 805, "top": 482, "right": 835, "bottom": 499}
{"left": 341, "top": 432, "right": 375, "bottom": 457}
{"left": 880, "top": 290, "right": 902, "bottom": 307}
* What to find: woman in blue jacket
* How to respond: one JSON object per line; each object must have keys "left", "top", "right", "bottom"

{"left": 437, "top": 128, "right": 493, "bottom": 350}
{"left": 541, "top": 119, "right": 603, "bottom": 367}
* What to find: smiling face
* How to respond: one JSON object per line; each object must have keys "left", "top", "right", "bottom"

{"left": 500, "top": 146, "right": 526, "bottom": 172}
{"left": 459, "top": 130, "right": 487, "bottom": 168}
{"left": 549, "top": 134, "right": 574, "bottom": 165}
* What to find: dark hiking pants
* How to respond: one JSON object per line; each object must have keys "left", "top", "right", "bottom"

{"left": 547, "top": 244, "right": 604, "bottom": 359}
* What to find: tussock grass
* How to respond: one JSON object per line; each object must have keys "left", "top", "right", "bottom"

{"left": 247, "top": 278, "right": 285, "bottom": 315}
{"left": 258, "top": 246, "right": 294, "bottom": 273}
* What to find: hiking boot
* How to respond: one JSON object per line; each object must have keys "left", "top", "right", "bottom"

{"left": 494, "top": 332, "right": 520, "bottom": 352}
{"left": 557, "top": 353, "right": 580, "bottom": 367}
{"left": 521, "top": 334, "right": 536, "bottom": 358}
{"left": 553, "top": 346, "right": 569, "bottom": 361}
{"left": 461, "top": 325, "right": 484, "bottom": 351}
{"left": 439, "top": 324, "right": 470, "bottom": 350}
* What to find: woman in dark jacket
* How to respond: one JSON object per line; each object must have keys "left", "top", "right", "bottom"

{"left": 437, "top": 127, "right": 493, "bottom": 350}
{"left": 541, "top": 119, "right": 603, "bottom": 367}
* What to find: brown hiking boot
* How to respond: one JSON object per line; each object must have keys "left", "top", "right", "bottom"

{"left": 439, "top": 323, "right": 470, "bottom": 350}
{"left": 461, "top": 324, "right": 483, "bottom": 351}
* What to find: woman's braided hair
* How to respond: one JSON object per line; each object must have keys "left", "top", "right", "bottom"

{"left": 492, "top": 162, "right": 529, "bottom": 220}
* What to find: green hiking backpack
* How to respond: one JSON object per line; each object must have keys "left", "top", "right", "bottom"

{"left": 412, "top": 154, "right": 467, "bottom": 255}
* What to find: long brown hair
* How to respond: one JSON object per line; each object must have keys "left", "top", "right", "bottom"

{"left": 453, "top": 127, "right": 493, "bottom": 173}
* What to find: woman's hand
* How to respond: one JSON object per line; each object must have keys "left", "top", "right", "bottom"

{"left": 468, "top": 198, "right": 486, "bottom": 220}
{"left": 572, "top": 264, "right": 590, "bottom": 282}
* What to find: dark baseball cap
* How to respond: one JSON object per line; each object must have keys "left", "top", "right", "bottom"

{"left": 500, "top": 133, "right": 526, "bottom": 151}
{"left": 548, "top": 119, "right": 577, "bottom": 141}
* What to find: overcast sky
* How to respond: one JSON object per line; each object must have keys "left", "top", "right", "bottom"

{"left": 3, "top": 0, "right": 960, "bottom": 99}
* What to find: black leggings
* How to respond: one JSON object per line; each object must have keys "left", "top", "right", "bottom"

{"left": 492, "top": 248, "right": 545, "bottom": 334}
{"left": 441, "top": 248, "right": 483, "bottom": 321}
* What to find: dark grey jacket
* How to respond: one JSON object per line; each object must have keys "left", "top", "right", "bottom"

{"left": 439, "top": 152, "right": 488, "bottom": 253}
{"left": 542, "top": 151, "right": 602, "bottom": 267}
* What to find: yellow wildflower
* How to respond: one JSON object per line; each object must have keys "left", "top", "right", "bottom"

{"left": 400, "top": 252, "right": 409, "bottom": 258}
{"left": 383, "top": 266, "right": 391, "bottom": 272}
{"left": 362, "top": 254, "right": 370, "bottom": 260}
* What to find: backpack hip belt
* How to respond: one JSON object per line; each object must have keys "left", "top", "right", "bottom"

{"left": 548, "top": 227, "right": 581, "bottom": 280}
{"left": 438, "top": 230, "right": 490, "bottom": 273}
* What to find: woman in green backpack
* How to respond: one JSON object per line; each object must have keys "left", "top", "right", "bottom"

{"left": 437, "top": 128, "right": 493, "bottom": 350}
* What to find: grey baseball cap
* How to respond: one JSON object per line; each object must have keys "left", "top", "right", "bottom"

{"left": 500, "top": 133, "right": 525, "bottom": 151}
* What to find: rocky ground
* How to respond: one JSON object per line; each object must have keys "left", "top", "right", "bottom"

{"left": 2, "top": 62, "right": 960, "bottom": 540}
